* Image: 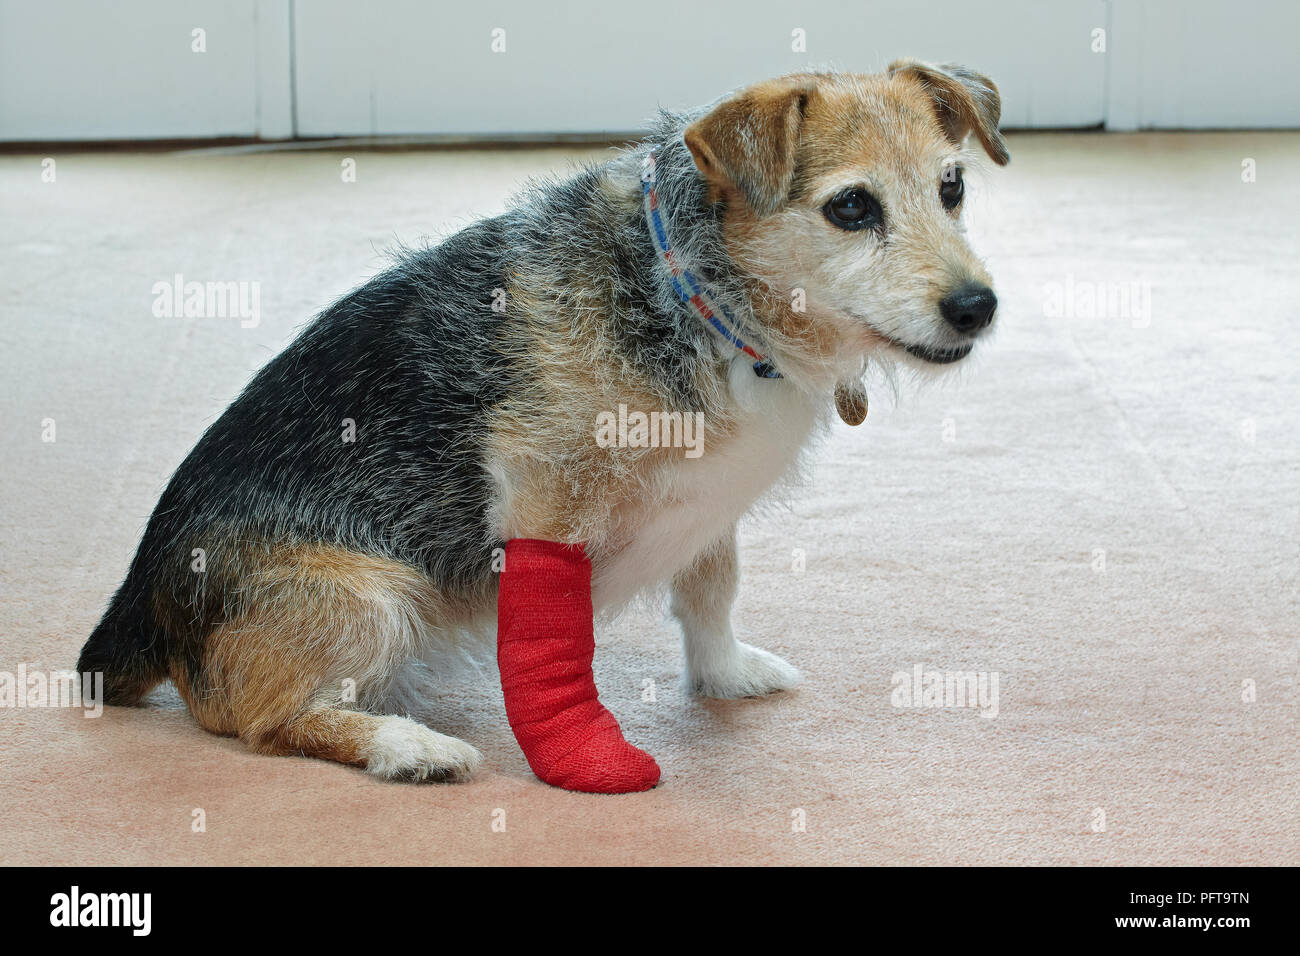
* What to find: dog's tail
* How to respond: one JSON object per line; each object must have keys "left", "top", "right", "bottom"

{"left": 77, "top": 584, "right": 168, "bottom": 705}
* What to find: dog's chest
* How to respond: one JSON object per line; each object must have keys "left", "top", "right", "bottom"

{"left": 592, "top": 381, "right": 821, "bottom": 609}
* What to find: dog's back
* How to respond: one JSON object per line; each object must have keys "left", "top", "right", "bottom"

{"left": 80, "top": 219, "right": 520, "bottom": 707}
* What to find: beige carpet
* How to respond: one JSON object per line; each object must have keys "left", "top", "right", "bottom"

{"left": 1, "top": 132, "right": 1296, "bottom": 866}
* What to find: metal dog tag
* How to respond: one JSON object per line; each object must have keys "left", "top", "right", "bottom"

{"left": 834, "top": 380, "right": 868, "bottom": 426}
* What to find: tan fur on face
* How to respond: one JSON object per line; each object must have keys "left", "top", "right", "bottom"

{"left": 687, "top": 66, "right": 1010, "bottom": 388}
{"left": 887, "top": 59, "right": 1009, "bottom": 165}
{"left": 684, "top": 76, "right": 817, "bottom": 215}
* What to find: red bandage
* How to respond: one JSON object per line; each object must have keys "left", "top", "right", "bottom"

{"left": 496, "top": 538, "right": 661, "bottom": 794}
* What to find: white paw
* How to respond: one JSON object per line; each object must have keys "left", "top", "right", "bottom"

{"left": 689, "top": 642, "right": 801, "bottom": 699}
{"left": 363, "top": 715, "right": 483, "bottom": 782}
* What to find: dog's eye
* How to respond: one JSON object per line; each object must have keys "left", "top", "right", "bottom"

{"left": 823, "top": 188, "right": 882, "bottom": 231}
{"left": 940, "top": 166, "right": 964, "bottom": 210}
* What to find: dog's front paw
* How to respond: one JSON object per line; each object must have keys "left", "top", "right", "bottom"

{"left": 364, "top": 716, "right": 484, "bottom": 782}
{"left": 689, "top": 642, "right": 801, "bottom": 699}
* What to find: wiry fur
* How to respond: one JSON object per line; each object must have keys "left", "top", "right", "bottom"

{"left": 79, "top": 63, "right": 1007, "bottom": 781}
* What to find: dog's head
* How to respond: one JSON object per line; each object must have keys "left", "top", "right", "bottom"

{"left": 683, "top": 61, "right": 1009, "bottom": 375}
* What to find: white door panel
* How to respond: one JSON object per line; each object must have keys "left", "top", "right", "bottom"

{"left": 0, "top": 0, "right": 292, "bottom": 141}
{"left": 1107, "top": 0, "right": 1300, "bottom": 130}
{"left": 292, "top": 0, "right": 1109, "bottom": 136}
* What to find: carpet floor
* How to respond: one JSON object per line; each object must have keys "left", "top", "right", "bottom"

{"left": 1, "top": 131, "right": 1296, "bottom": 865}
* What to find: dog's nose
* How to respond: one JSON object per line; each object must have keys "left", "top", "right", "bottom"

{"left": 940, "top": 283, "right": 997, "bottom": 335}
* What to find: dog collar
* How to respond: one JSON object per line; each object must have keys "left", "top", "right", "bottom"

{"left": 641, "top": 149, "right": 781, "bottom": 379}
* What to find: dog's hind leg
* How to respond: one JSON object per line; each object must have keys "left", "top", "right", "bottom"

{"left": 671, "top": 525, "right": 800, "bottom": 698}
{"left": 175, "top": 543, "right": 482, "bottom": 782}
{"left": 255, "top": 707, "right": 482, "bottom": 782}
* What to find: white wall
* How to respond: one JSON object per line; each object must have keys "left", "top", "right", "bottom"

{"left": 1106, "top": 0, "right": 1300, "bottom": 129}
{"left": 1, "top": 0, "right": 1297, "bottom": 141}
{"left": 0, "top": 0, "right": 291, "bottom": 140}
{"left": 292, "top": 0, "right": 1106, "bottom": 135}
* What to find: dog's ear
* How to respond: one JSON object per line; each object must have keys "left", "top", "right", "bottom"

{"left": 683, "top": 76, "right": 817, "bottom": 216}
{"left": 888, "top": 59, "right": 1010, "bottom": 166}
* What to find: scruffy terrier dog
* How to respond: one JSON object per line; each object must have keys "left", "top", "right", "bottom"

{"left": 82, "top": 60, "right": 1008, "bottom": 793}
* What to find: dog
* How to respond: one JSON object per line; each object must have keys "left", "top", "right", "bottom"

{"left": 79, "top": 60, "right": 1008, "bottom": 787}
